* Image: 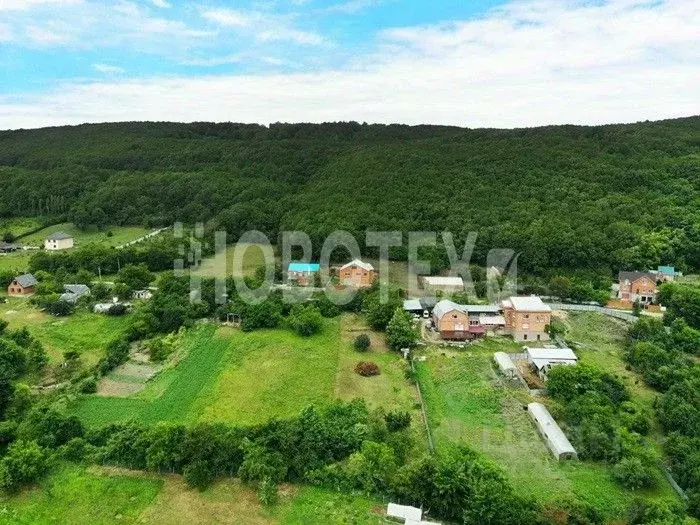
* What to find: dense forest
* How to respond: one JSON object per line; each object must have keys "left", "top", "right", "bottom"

{"left": 0, "top": 118, "right": 698, "bottom": 276}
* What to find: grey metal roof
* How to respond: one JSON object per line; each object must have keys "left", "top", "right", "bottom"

{"left": 46, "top": 232, "right": 72, "bottom": 240}
{"left": 63, "top": 284, "right": 90, "bottom": 296}
{"left": 527, "top": 402, "right": 577, "bottom": 459}
{"left": 403, "top": 299, "right": 423, "bottom": 311}
{"left": 14, "top": 273, "right": 38, "bottom": 288}
{"left": 618, "top": 271, "right": 656, "bottom": 283}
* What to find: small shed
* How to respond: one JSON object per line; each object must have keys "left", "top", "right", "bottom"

{"left": 493, "top": 352, "right": 517, "bottom": 378}
{"left": 420, "top": 276, "right": 464, "bottom": 294}
{"left": 59, "top": 284, "right": 90, "bottom": 303}
{"left": 526, "top": 347, "right": 578, "bottom": 379}
{"left": 387, "top": 503, "right": 422, "bottom": 522}
{"left": 7, "top": 273, "right": 38, "bottom": 296}
{"left": 133, "top": 289, "right": 153, "bottom": 300}
{"left": 527, "top": 402, "right": 577, "bottom": 461}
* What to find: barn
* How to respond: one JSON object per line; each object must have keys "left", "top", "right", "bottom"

{"left": 527, "top": 402, "right": 577, "bottom": 461}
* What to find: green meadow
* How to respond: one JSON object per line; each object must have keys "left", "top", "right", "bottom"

{"left": 0, "top": 463, "right": 385, "bottom": 525}
{"left": 414, "top": 314, "right": 680, "bottom": 520}
{"left": 69, "top": 315, "right": 421, "bottom": 431}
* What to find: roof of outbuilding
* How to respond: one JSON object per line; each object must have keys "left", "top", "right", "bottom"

{"left": 288, "top": 262, "right": 320, "bottom": 272}
{"left": 432, "top": 300, "right": 468, "bottom": 320}
{"left": 422, "top": 276, "right": 464, "bottom": 287}
{"left": 618, "top": 271, "right": 656, "bottom": 283}
{"left": 403, "top": 299, "right": 423, "bottom": 311}
{"left": 340, "top": 259, "right": 374, "bottom": 271}
{"left": 14, "top": 273, "right": 38, "bottom": 288}
{"left": 63, "top": 284, "right": 90, "bottom": 296}
{"left": 528, "top": 402, "right": 577, "bottom": 456}
{"left": 46, "top": 232, "right": 73, "bottom": 240}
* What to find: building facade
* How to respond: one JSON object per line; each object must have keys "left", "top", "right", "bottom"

{"left": 44, "top": 232, "right": 74, "bottom": 250}
{"left": 500, "top": 296, "right": 551, "bottom": 342}
{"left": 7, "top": 273, "right": 38, "bottom": 295}
{"left": 338, "top": 259, "right": 376, "bottom": 288}
{"left": 287, "top": 262, "right": 320, "bottom": 287}
{"left": 617, "top": 271, "right": 658, "bottom": 304}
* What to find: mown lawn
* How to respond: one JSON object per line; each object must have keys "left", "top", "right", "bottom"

{"left": 0, "top": 463, "right": 163, "bottom": 524}
{"left": 20, "top": 223, "right": 151, "bottom": 248}
{"left": 414, "top": 326, "right": 679, "bottom": 520}
{"left": 0, "top": 463, "right": 385, "bottom": 525}
{"left": 0, "top": 252, "right": 33, "bottom": 274}
{"left": 191, "top": 242, "right": 270, "bottom": 279}
{"left": 0, "top": 297, "right": 132, "bottom": 365}
{"left": 70, "top": 316, "right": 420, "bottom": 432}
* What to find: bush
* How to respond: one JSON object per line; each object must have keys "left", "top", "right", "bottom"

{"left": 257, "top": 476, "right": 278, "bottom": 506}
{"left": 384, "top": 411, "right": 411, "bottom": 432}
{"left": 0, "top": 440, "right": 51, "bottom": 493}
{"left": 79, "top": 377, "right": 98, "bottom": 394}
{"left": 287, "top": 304, "right": 323, "bottom": 337}
{"left": 47, "top": 300, "right": 73, "bottom": 317}
{"left": 386, "top": 309, "right": 417, "bottom": 351}
{"left": 107, "top": 303, "right": 128, "bottom": 316}
{"left": 355, "top": 361, "right": 380, "bottom": 377}
{"left": 612, "top": 457, "right": 656, "bottom": 489}
{"left": 353, "top": 334, "right": 371, "bottom": 352}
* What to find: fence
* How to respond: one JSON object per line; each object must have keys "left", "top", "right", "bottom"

{"left": 546, "top": 302, "right": 638, "bottom": 323}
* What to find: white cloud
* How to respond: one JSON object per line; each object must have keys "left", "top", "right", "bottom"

{"left": 321, "top": 0, "right": 380, "bottom": 15}
{"left": 0, "top": 0, "right": 81, "bottom": 11}
{"left": 0, "top": 22, "right": 13, "bottom": 40}
{"left": 201, "top": 6, "right": 325, "bottom": 46}
{"left": 201, "top": 8, "right": 253, "bottom": 27}
{"left": 93, "top": 63, "right": 125, "bottom": 74}
{"left": 257, "top": 28, "right": 324, "bottom": 45}
{"left": 1, "top": 0, "right": 698, "bottom": 129}
{"left": 25, "top": 24, "right": 72, "bottom": 44}
{"left": 181, "top": 54, "right": 244, "bottom": 66}
{"left": 151, "top": 0, "right": 170, "bottom": 7}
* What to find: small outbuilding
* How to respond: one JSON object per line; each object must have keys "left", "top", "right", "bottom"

{"left": 527, "top": 402, "right": 577, "bottom": 461}
{"left": 420, "top": 276, "right": 464, "bottom": 294}
{"left": 526, "top": 347, "right": 578, "bottom": 380}
{"left": 59, "top": 284, "right": 90, "bottom": 303}
{"left": 493, "top": 352, "right": 517, "bottom": 378}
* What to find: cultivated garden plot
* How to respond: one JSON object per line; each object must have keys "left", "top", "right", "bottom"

{"left": 69, "top": 316, "right": 421, "bottom": 435}
{"left": 414, "top": 315, "right": 681, "bottom": 521}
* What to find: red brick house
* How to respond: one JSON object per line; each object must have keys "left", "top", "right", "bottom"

{"left": 617, "top": 271, "right": 658, "bottom": 305}
{"left": 7, "top": 273, "right": 38, "bottom": 296}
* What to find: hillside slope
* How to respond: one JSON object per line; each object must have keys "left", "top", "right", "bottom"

{"left": 0, "top": 118, "right": 698, "bottom": 273}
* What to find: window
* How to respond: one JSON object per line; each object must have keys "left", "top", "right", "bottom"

{"left": 523, "top": 334, "right": 528, "bottom": 340}
{"left": 525, "top": 314, "right": 529, "bottom": 319}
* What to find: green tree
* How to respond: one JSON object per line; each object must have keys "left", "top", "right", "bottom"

{"left": 385, "top": 309, "right": 417, "bottom": 351}
{"left": 0, "top": 440, "right": 51, "bottom": 493}
{"left": 287, "top": 304, "right": 323, "bottom": 337}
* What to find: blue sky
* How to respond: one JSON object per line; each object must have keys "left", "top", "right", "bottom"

{"left": 0, "top": 0, "right": 698, "bottom": 128}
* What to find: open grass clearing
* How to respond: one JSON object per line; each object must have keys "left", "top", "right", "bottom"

{"left": 0, "top": 217, "right": 42, "bottom": 237}
{"left": 191, "top": 242, "right": 271, "bottom": 279}
{"left": 69, "top": 315, "right": 422, "bottom": 444}
{"left": 0, "top": 251, "right": 33, "bottom": 274}
{"left": 0, "top": 297, "right": 132, "bottom": 366}
{"left": 414, "top": 327, "right": 679, "bottom": 520}
{"left": 0, "top": 462, "right": 386, "bottom": 525}
{"left": 19, "top": 223, "right": 151, "bottom": 248}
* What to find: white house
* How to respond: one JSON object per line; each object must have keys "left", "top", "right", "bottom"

{"left": 493, "top": 352, "right": 517, "bottom": 378}
{"left": 525, "top": 347, "right": 578, "bottom": 379}
{"left": 44, "top": 232, "right": 74, "bottom": 250}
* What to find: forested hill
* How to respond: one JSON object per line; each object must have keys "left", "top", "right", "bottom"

{"left": 1, "top": 118, "right": 699, "bottom": 275}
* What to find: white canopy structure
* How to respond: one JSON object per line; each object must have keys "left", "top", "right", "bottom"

{"left": 527, "top": 403, "right": 577, "bottom": 461}
{"left": 493, "top": 352, "right": 517, "bottom": 378}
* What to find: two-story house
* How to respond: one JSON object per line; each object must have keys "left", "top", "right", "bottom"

{"left": 617, "top": 271, "right": 658, "bottom": 305}
{"left": 338, "top": 259, "right": 376, "bottom": 288}
{"left": 500, "top": 296, "right": 551, "bottom": 342}
{"left": 44, "top": 232, "right": 74, "bottom": 251}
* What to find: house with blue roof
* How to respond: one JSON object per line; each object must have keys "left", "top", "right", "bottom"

{"left": 287, "top": 262, "right": 321, "bottom": 286}
{"left": 656, "top": 265, "right": 682, "bottom": 281}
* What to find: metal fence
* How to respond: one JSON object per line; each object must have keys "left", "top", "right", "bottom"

{"left": 546, "top": 302, "right": 638, "bottom": 323}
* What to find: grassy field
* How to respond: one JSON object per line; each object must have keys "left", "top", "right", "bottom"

{"left": 0, "top": 252, "right": 33, "bottom": 274}
{"left": 20, "top": 223, "right": 151, "bottom": 248}
{"left": 0, "top": 217, "right": 41, "bottom": 237}
{"left": 0, "top": 296, "right": 132, "bottom": 366}
{"left": 191, "top": 243, "right": 269, "bottom": 278}
{"left": 0, "top": 463, "right": 385, "bottom": 525}
{"left": 414, "top": 322, "right": 679, "bottom": 520}
{"left": 69, "top": 315, "right": 421, "bottom": 431}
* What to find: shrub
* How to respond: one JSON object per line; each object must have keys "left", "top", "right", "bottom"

{"left": 353, "top": 334, "right": 371, "bottom": 352}
{"left": 385, "top": 411, "right": 411, "bottom": 432}
{"left": 612, "top": 457, "right": 656, "bottom": 489}
{"left": 47, "top": 300, "right": 73, "bottom": 317}
{"left": 287, "top": 304, "right": 323, "bottom": 337}
{"left": 355, "top": 361, "right": 380, "bottom": 377}
{"left": 386, "top": 309, "right": 417, "bottom": 351}
{"left": 257, "top": 477, "right": 278, "bottom": 506}
{"left": 107, "top": 303, "right": 128, "bottom": 316}
{"left": 79, "top": 377, "right": 98, "bottom": 394}
{"left": 0, "top": 440, "right": 51, "bottom": 493}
